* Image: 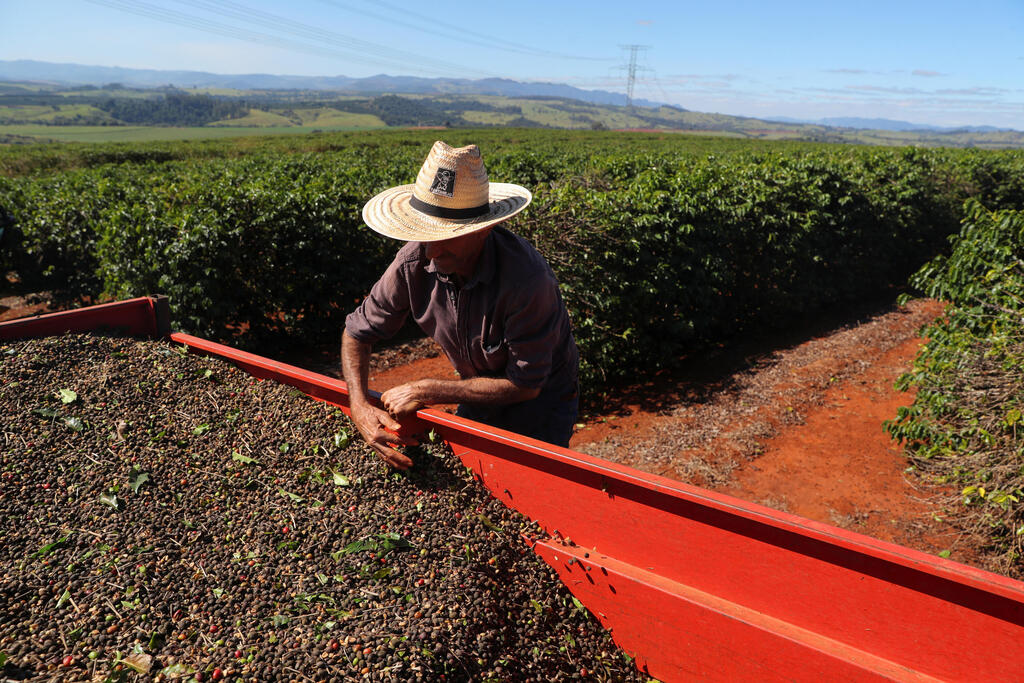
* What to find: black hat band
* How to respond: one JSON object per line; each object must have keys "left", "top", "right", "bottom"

{"left": 409, "top": 195, "right": 490, "bottom": 219}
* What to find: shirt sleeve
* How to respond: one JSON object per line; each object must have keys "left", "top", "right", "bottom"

{"left": 503, "top": 273, "right": 562, "bottom": 390}
{"left": 344, "top": 250, "right": 413, "bottom": 345}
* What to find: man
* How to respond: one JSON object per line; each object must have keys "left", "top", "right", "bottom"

{"left": 342, "top": 141, "right": 579, "bottom": 469}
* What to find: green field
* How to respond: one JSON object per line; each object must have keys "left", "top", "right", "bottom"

{"left": 0, "top": 103, "right": 114, "bottom": 123}
{"left": 3, "top": 109, "right": 998, "bottom": 147}
{"left": 461, "top": 110, "right": 520, "bottom": 125}
{"left": 0, "top": 123, "right": 383, "bottom": 143}
{"left": 0, "top": 127, "right": 833, "bottom": 177}
{"left": 4, "top": 80, "right": 1023, "bottom": 148}
{"left": 1, "top": 125, "right": 1020, "bottom": 577}
{"left": 288, "top": 107, "right": 385, "bottom": 127}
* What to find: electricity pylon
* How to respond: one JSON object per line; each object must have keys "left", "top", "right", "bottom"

{"left": 618, "top": 44, "right": 650, "bottom": 109}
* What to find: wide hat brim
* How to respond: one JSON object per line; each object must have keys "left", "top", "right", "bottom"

{"left": 362, "top": 182, "right": 532, "bottom": 242}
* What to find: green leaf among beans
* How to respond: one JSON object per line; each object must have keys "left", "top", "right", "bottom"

{"left": 232, "top": 451, "right": 257, "bottom": 465}
{"left": 33, "top": 533, "right": 71, "bottom": 558}
{"left": 128, "top": 468, "right": 150, "bottom": 493}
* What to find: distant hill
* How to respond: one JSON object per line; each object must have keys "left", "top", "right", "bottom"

{"left": 9, "top": 60, "right": 1019, "bottom": 136}
{"left": 0, "top": 59, "right": 662, "bottom": 109}
{"left": 2, "top": 60, "right": 1023, "bottom": 149}
{"left": 766, "top": 115, "right": 1016, "bottom": 134}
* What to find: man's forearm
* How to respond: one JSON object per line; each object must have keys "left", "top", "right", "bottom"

{"left": 340, "top": 330, "right": 373, "bottom": 405}
{"left": 410, "top": 376, "right": 540, "bottom": 406}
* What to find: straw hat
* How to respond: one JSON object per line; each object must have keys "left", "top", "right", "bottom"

{"left": 362, "top": 141, "right": 532, "bottom": 242}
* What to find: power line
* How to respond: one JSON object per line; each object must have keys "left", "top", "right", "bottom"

{"left": 171, "top": 0, "right": 488, "bottom": 76}
{"left": 641, "top": 73, "right": 674, "bottom": 108}
{"left": 84, "top": 0, "right": 496, "bottom": 79}
{"left": 359, "top": 0, "right": 615, "bottom": 62}
{"left": 315, "top": 0, "right": 557, "bottom": 59}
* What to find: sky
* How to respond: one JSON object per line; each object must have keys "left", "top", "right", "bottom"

{"left": 1, "top": 0, "right": 1022, "bottom": 129}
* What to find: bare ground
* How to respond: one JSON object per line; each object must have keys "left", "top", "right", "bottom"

{"left": 365, "top": 298, "right": 989, "bottom": 572}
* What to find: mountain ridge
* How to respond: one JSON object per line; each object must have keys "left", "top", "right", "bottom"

{"left": 0, "top": 59, "right": 663, "bottom": 109}
{"left": 6, "top": 60, "right": 1018, "bottom": 134}
{"left": 765, "top": 115, "right": 1015, "bottom": 134}
{"left": 2, "top": 60, "right": 1022, "bottom": 148}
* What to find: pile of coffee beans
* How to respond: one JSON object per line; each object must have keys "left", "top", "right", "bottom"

{"left": 0, "top": 334, "right": 646, "bottom": 682}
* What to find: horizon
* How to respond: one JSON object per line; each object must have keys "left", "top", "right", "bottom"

{"left": 1, "top": 0, "right": 1022, "bottom": 130}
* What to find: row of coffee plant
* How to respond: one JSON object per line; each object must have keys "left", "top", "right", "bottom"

{"left": 0, "top": 128, "right": 796, "bottom": 177}
{"left": 885, "top": 201, "right": 1024, "bottom": 576}
{"left": 1, "top": 133, "right": 1023, "bottom": 396}
{"left": 519, "top": 146, "right": 1024, "bottom": 387}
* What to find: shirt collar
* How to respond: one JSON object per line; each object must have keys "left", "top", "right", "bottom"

{"left": 422, "top": 230, "right": 498, "bottom": 290}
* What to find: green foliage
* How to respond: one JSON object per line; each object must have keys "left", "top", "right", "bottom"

{"left": 0, "top": 128, "right": 823, "bottom": 178}
{"left": 886, "top": 202, "right": 1024, "bottom": 575}
{"left": 90, "top": 151, "right": 419, "bottom": 342}
{"left": 323, "top": 94, "right": 522, "bottom": 128}
{"left": 95, "top": 92, "right": 250, "bottom": 126}
{"left": 1, "top": 130, "right": 1023, "bottom": 400}
{"left": 947, "top": 151, "right": 1024, "bottom": 212}
{"left": 520, "top": 147, "right": 972, "bottom": 388}
{"left": 0, "top": 167, "right": 118, "bottom": 294}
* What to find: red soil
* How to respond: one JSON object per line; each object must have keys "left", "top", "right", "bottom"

{"left": 0, "top": 295, "right": 53, "bottom": 322}
{"left": 364, "top": 299, "right": 984, "bottom": 570}
{"left": 718, "top": 334, "right": 965, "bottom": 551}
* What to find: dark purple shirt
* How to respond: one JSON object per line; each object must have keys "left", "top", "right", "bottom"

{"left": 345, "top": 227, "right": 578, "bottom": 398}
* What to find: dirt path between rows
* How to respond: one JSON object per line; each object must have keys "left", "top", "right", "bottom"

{"left": 362, "top": 298, "right": 985, "bottom": 570}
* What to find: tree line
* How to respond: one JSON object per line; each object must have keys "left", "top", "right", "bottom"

{"left": 95, "top": 93, "right": 250, "bottom": 126}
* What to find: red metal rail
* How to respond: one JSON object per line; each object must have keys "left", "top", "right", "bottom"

{"left": 0, "top": 296, "right": 170, "bottom": 341}
{"left": 4, "top": 298, "right": 1024, "bottom": 682}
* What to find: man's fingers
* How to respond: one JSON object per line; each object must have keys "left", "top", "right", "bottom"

{"left": 370, "top": 428, "right": 417, "bottom": 469}
{"left": 380, "top": 385, "right": 424, "bottom": 419}
{"left": 382, "top": 398, "right": 409, "bottom": 419}
{"left": 352, "top": 401, "right": 402, "bottom": 431}
{"left": 391, "top": 402, "right": 424, "bottom": 420}
{"left": 352, "top": 401, "right": 416, "bottom": 469}
{"left": 375, "top": 407, "right": 403, "bottom": 432}
{"left": 373, "top": 443, "right": 413, "bottom": 470}
{"left": 373, "top": 427, "right": 417, "bottom": 448}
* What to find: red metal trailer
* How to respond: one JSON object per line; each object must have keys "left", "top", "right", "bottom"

{"left": 3, "top": 296, "right": 1023, "bottom": 682}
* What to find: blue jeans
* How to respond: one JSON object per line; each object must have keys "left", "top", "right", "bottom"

{"left": 456, "top": 386, "right": 579, "bottom": 448}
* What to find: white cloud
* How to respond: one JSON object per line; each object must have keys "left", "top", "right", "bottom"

{"left": 937, "top": 86, "right": 1009, "bottom": 96}
{"left": 846, "top": 85, "right": 927, "bottom": 95}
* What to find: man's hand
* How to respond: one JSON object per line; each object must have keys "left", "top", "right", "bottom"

{"left": 349, "top": 399, "right": 416, "bottom": 470}
{"left": 380, "top": 380, "right": 429, "bottom": 419}
{"left": 342, "top": 331, "right": 417, "bottom": 470}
